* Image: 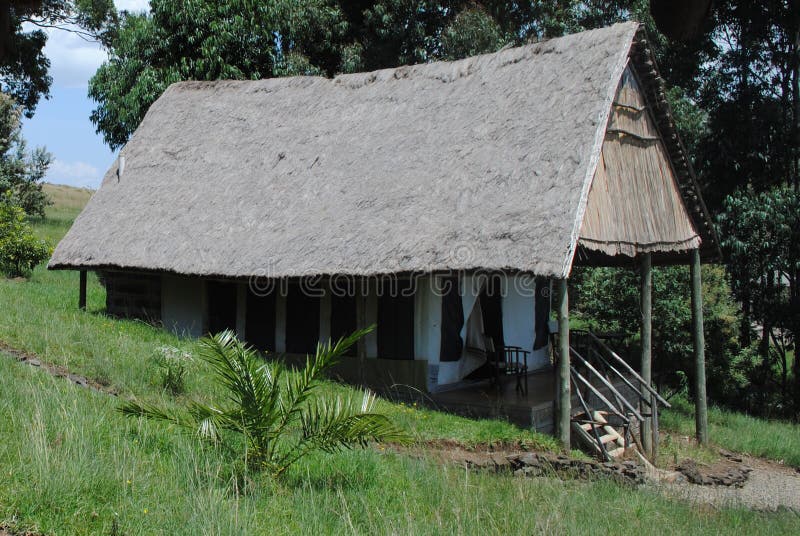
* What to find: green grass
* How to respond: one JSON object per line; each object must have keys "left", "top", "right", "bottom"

{"left": 0, "top": 184, "right": 797, "bottom": 533}
{"left": 1, "top": 358, "right": 797, "bottom": 535}
{"left": 661, "top": 397, "right": 800, "bottom": 467}
{"left": 31, "top": 184, "right": 92, "bottom": 245}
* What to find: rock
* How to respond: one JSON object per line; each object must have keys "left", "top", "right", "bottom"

{"left": 68, "top": 374, "right": 89, "bottom": 387}
{"left": 676, "top": 459, "right": 750, "bottom": 487}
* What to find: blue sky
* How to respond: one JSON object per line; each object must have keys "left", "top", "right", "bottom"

{"left": 21, "top": 1, "right": 150, "bottom": 189}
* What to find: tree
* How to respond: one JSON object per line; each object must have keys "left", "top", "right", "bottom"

{"left": 0, "top": 193, "right": 50, "bottom": 277}
{"left": 120, "top": 329, "right": 409, "bottom": 477}
{"left": 0, "top": 0, "right": 117, "bottom": 116}
{"left": 571, "top": 265, "right": 751, "bottom": 410}
{"left": 717, "top": 186, "right": 800, "bottom": 418}
{"left": 0, "top": 91, "right": 51, "bottom": 217}
{"left": 690, "top": 1, "right": 800, "bottom": 209}
{"left": 93, "top": 1, "right": 683, "bottom": 149}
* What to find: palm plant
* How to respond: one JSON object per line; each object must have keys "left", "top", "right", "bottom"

{"left": 120, "top": 327, "right": 409, "bottom": 476}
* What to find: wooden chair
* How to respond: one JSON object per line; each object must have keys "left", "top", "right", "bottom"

{"left": 484, "top": 337, "right": 529, "bottom": 396}
{"left": 504, "top": 346, "right": 529, "bottom": 396}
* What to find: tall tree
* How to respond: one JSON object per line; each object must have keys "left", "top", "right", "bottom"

{"left": 694, "top": 1, "right": 799, "bottom": 208}
{"left": 0, "top": 91, "right": 51, "bottom": 217}
{"left": 0, "top": 0, "right": 117, "bottom": 116}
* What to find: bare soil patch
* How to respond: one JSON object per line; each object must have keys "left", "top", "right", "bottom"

{"left": 658, "top": 453, "right": 800, "bottom": 512}
{"left": 0, "top": 341, "right": 118, "bottom": 396}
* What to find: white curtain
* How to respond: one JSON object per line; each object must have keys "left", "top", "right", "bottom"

{"left": 458, "top": 275, "right": 487, "bottom": 379}
{"left": 438, "top": 275, "right": 487, "bottom": 385}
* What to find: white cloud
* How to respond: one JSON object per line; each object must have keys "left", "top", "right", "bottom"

{"left": 48, "top": 159, "right": 102, "bottom": 188}
{"left": 22, "top": 1, "right": 152, "bottom": 89}
{"left": 41, "top": 29, "right": 107, "bottom": 89}
{"left": 117, "top": 0, "right": 151, "bottom": 13}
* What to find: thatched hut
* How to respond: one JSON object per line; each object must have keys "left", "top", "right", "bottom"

{"left": 49, "top": 22, "right": 716, "bottom": 451}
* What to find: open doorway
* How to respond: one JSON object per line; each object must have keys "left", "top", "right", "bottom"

{"left": 207, "top": 281, "right": 237, "bottom": 335}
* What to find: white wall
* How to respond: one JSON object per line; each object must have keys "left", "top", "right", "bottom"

{"left": 502, "top": 275, "right": 550, "bottom": 371}
{"left": 161, "top": 275, "right": 205, "bottom": 338}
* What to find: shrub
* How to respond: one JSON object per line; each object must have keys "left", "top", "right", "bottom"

{"left": 0, "top": 197, "right": 50, "bottom": 277}
{"left": 121, "top": 328, "right": 409, "bottom": 477}
{"left": 153, "top": 345, "right": 193, "bottom": 395}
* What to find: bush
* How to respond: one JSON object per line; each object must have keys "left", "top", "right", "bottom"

{"left": 153, "top": 345, "right": 193, "bottom": 395}
{"left": 0, "top": 197, "right": 50, "bottom": 277}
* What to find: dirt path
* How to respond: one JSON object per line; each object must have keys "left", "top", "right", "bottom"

{"left": 395, "top": 440, "right": 800, "bottom": 514}
{"left": 656, "top": 455, "right": 800, "bottom": 512}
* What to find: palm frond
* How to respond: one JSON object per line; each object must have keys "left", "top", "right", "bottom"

{"left": 118, "top": 399, "right": 195, "bottom": 429}
{"left": 276, "top": 326, "right": 375, "bottom": 432}
{"left": 200, "top": 331, "right": 283, "bottom": 436}
{"left": 120, "top": 327, "right": 401, "bottom": 478}
{"left": 300, "top": 389, "right": 411, "bottom": 452}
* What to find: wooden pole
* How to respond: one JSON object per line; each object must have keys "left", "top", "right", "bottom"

{"left": 640, "top": 253, "right": 653, "bottom": 458}
{"left": 556, "top": 278, "right": 571, "bottom": 450}
{"left": 651, "top": 392, "right": 659, "bottom": 461}
{"left": 690, "top": 249, "right": 709, "bottom": 445}
{"left": 78, "top": 270, "right": 87, "bottom": 311}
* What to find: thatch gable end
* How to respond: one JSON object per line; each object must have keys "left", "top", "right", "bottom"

{"left": 49, "top": 22, "right": 708, "bottom": 280}
{"left": 577, "top": 67, "right": 701, "bottom": 257}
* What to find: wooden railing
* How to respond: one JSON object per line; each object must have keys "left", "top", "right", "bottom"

{"left": 568, "top": 330, "right": 670, "bottom": 461}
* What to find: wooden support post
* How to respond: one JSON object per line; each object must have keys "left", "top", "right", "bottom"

{"left": 640, "top": 253, "right": 653, "bottom": 458}
{"left": 690, "top": 249, "right": 709, "bottom": 445}
{"left": 78, "top": 270, "right": 87, "bottom": 310}
{"left": 651, "top": 393, "right": 659, "bottom": 461}
{"left": 556, "top": 278, "right": 571, "bottom": 450}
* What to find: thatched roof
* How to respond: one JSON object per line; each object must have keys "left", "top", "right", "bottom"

{"left": 49, "top": 22, "right": 714, "bottom": 279}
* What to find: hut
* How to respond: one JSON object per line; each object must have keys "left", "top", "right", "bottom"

{"left": 49, "top": 22, "right": 717, "bottom": 453}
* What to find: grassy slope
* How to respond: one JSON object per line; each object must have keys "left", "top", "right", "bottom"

{"left": 2, "top": 360, "right": 796, "bottom": 535}
{"left": 0, "top": 185, "right": 797, "bottom": 534}
{"left": 661, "top": 398, "right": 800, "bottom": 467}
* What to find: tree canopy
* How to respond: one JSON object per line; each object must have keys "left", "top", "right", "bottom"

{"left": 0, "top": 0, "right": 117, "bottom": 116}
{"left": 90, "top": 1, "right": 683, "bottom": 150}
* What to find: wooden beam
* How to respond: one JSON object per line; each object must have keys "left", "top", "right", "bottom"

{"left": 78, "top": 270, "right": 87, "bottom": 311}
{"left": 556, "top": 278, "right": 571, "bottom": 450}
{"left": 640, "top": 252, "right": 653, "bottom": 458}
{"left": 690, "top": 248, "right": 709, "bottom": 444}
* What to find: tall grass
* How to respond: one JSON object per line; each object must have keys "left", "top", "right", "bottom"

{"left": 1, "top": 358, "right": 797, "bottom": 535}
{"left": 661, "top": 397, "right": 800, "bottom": 467}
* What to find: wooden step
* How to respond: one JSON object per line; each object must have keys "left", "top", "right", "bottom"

{"left": 599, "top": 433, "right": 619, "bottom": 445}
{"left": 607, "top": 446, "right": 626, "bottom": 458}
